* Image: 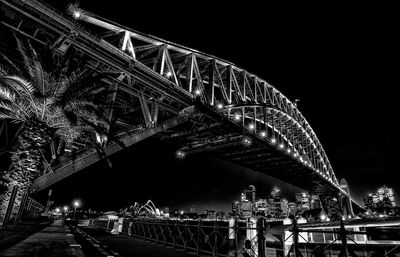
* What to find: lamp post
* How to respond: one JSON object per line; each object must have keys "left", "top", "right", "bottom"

{"left": 73, "top": 201, "right": 80, "bottom": 219}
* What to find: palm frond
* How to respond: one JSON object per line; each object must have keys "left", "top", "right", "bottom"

{"left": 0, "top": 101, "right": 16, "bottom": 112}
{"left": 0, "top": 86, "right": 15, "bottom": 102}
{"left": 0, "top": 108, "right": 24, "bottom": 121}
{"left": 2, "top": 76, "right": 38, "bottom": 116}
{"left": 3, "top": 75, "right": 35, "bottom": 94}
{"left": 0, "top": 52, "right": 23, "bottom": 77}
{"left": 14, "top": 35, "right": 35, "bottom": 81}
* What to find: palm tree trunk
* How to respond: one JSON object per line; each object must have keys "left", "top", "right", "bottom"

{"left": 0, "top": 119, "right": 51, "bottom": 222}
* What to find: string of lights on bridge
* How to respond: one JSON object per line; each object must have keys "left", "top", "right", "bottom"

{"left": 176, "top": 90, "right": 345, "bottom": 194}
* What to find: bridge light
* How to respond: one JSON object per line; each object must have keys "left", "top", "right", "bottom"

{"left": 217, "top": 103, "right": 224, "bottom": 109}
{"left": 248, "top": 124, "right": 255, "bottom": 130}
{"left": 243, "top": 137, "right": 252, "bottom": 146}
{"left": 271, "top": 138, "right": 277, "bottom": 144}
{"left": 287, "top": 148, "right": 291, "bottom": 153}
{"left": 165, "top": 71, "right": 173, "bottom": 78}
{"left": 279, "top": 143, "right": 284, "bottom": 149}
{"left": 260, "top": 131, "right": 266, "bottom": 137}
{"left": 194, "top": 89, "right": 201, "bottom": 96}
{"left": 176, "top": 150, "right": 186, "bottom": 159}
{"left": 73, "top": 11, "right": 81, "bottom": 19}
{"left": 234, "top": 114, "right": 241, "bottom": 121}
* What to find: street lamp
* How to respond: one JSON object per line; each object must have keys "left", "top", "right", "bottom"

{"left": 73, "top": 200, "right": 80, "bottom": 219}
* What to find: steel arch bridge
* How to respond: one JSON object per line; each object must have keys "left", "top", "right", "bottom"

{"left": 0, "top": 0, "right": 361, "bottom": 219}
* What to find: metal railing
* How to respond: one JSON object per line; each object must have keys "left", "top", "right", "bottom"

{"left": 93, "top": 217, "right": 271, "bottom": 257}
{"left": 91, "top": 217, "right": 400, "bottom": 257}
{"left": 283, "top": 220, "right": 400, "bottom": 257}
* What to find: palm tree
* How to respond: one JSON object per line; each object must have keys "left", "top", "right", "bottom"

{"left": 0, "top": 36, "right": 109, "bottom": 220}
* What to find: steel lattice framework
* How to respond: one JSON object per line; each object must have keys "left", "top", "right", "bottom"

{"left": 0, "top": 0, "right": 361, "bottom": 218}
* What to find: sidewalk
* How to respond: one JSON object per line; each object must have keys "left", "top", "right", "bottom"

{"left": 0, "top": 220, "right": 85, "bottom": 257}
{"left": 79, "top": 226, "right": 195, "bottom": 257}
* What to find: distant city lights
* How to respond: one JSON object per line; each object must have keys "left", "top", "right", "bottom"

{"left": 176, "top": 150, "right": 186, "bottom": 159}
{"left": 73, "top": 200, "right": 80, "bottom": 208}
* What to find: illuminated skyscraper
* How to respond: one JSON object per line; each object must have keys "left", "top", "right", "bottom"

{"left": 270, "top": 187, "right": 280, "bottom": 201}
{"left": 245, "top": 185, "right": 256, "bottom": 203}
{"left": 295, "top": 192, "right": 310, "bottom": 211}
{"left": 281, "top": 199, "right": 289, "bottom": 217}
{"left": 232, "top": 201, "right": 240, "bottom": 216}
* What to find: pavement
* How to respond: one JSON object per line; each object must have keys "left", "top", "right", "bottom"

{"left": 78, "top": 226, "right": 196, "bottom": 257}
{"left": 0, "top": 220, "right": 85, "bottom": 257}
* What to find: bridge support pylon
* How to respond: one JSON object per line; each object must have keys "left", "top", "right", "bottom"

{"left": 340, "top": 178, "right": 354, "bottom": 219}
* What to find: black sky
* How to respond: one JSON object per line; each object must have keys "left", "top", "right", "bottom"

{"left": 42, "top": 1, "right": 399, "bottom": 211}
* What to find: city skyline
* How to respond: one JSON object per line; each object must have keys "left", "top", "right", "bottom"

{"left": 49, "top": 181, "right": 398, "bottom": 216}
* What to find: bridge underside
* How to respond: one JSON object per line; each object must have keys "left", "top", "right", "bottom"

{"left": 159, "top": 105, "right": 341, "bottom": 197}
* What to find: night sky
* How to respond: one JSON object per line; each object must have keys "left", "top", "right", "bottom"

{"left": 39, "top": 1, "right": 399, "bottom": 212}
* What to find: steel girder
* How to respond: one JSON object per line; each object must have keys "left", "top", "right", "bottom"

{"left": 30, "top": 117, "right": 187, "bottom": 192}
{"left": 0, "top": 0, "right": 352, "bottom": 203}
{"left": 61, "top": 4, "right": 341, "bottom": 191}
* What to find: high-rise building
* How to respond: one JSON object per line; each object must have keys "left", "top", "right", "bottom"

{"left": 240, "top": 201, "right": 252, "bottom": 218}
{"left": 254, "top": 198, "right": 268, "bottom": 215}
{"left": 245, "top": 185, "right": 256, "bottom": 202}
{"left": 232, "top": 201, "right": 240, "bottom": 216}
{"left": 296, "top": 192, "right": 310, "bottom": 211}
{"left": 241, "top": 192, "right": 247, "bottom": 202}
{"left": 281, "top": 199, "right": 289, "bottom": 217}
{"left": 310, "top": 195, "right": 321, "bottom": 209}
{"left": 288, "top": 202, "right": 298, "bottom": 216}
{"left": 270, "top": 187, "right": 281, "bottom": 201}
